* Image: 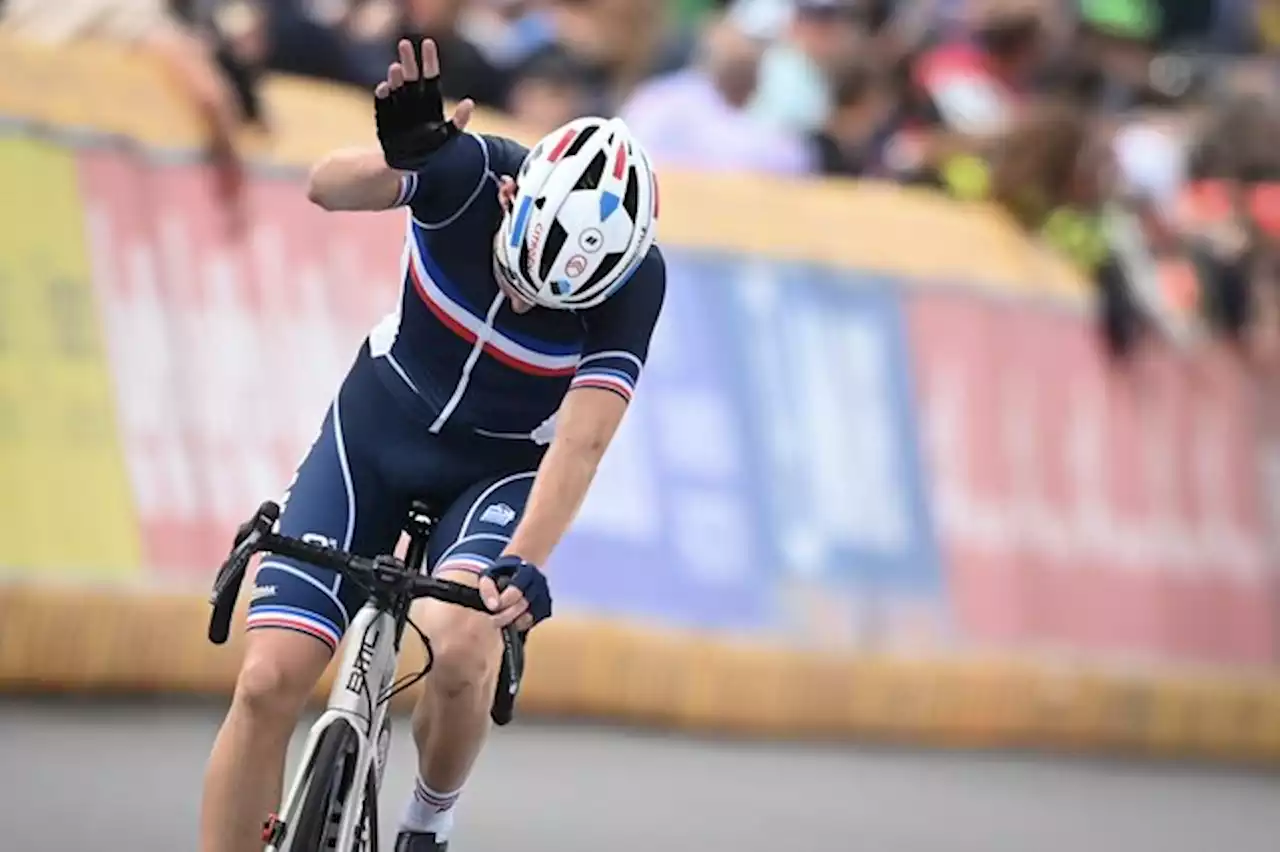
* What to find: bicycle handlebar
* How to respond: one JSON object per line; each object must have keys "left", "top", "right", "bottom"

{"left": 207, "top": 500, "right": 525, "bottom": 726}
{"left": 208, "top": 501, "right": 488, "bottom": 645}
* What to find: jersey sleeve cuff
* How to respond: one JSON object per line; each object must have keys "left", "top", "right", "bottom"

{"left": 569, "top": 369, "right": 636, "bottom": 403}
{"left": 393, "top": 173, "right": 420, "bottom": 207}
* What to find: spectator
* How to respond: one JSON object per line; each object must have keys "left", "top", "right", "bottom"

{"left": 1149, "top": 0, "right": 1228, "bottom": 51}
{"left": 262, "top": 0, "right": 400, "bottom": 90}
{"left": 1187, "top": 91, "right": 1280, "bottom": 185}
{"left": 985, "top": 100, "right": 1111, "bottom": 239}
{"left": 1065, "top": 0, "right": 1163, "bottom": 112}
{"left": 1247, "top": 0, "right": 1280, "bottom": 52}
{"left": 402, "top": 0, "right": 509, "bottom": 107}
{"left": 0, "top": 0, "right": 248, "bottom": 230}
{"left": 973, "top": 99, "right": 1163, "bottom": 356}
{"left": 670, "top": 0, "right": 730, "bottom": 31}
{"left": 552, "top": 0, "right": 688, "bottom": 111}
{"left": 876, "top": 0, "right": 970, "bottom": 61}
{"left": 506, "top": 45, "right": 598, "bottom": 134}
{"left": 1178, "top": 93, "right": 1280, "bottom": 346}
{"left": 619, "top": 6, "right": 812, "bottom": 175}
{"left": 197, "top": 0, "right": 270, "bottom": 127}
{"left": 461, "top": 0, "right": 558, "bottom": 70}
{"left": 907, "top": 0, "right": 1054, "bottom": 138}
{"left": 1112, "top": 113, "right": 1189, "bottom": 218}
{"left": 750, "top": 0, "right": 868, "bottom": 134}
{"left": 809, "top": 56, "right": 895, "bottom": 177}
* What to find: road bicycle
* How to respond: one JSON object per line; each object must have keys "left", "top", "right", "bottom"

{"left": 208, "top": 500, "right": 524, "bottom": 852}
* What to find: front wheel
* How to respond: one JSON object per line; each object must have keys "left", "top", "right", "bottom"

{"left": 353, "top": 715, "right": 393, "bottom": 852}
{"left": 289, "top": 719, "right": 362, "bottom": 851}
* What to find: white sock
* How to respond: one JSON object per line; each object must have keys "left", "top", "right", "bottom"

{"left": 400, "top": 776, "right": 460, "bottom": 840}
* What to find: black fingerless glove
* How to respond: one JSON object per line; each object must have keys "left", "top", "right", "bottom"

{"left": 375, "top": 63, "right": 463, "bottom": 171}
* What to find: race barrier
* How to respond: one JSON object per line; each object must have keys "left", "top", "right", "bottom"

{"left": 1, "top": 38, "right": 1278, "bottom": 765}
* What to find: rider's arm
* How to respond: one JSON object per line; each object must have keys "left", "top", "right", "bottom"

{"left": 503, "top": 387, "right": 627, "bottom": 566}
{"left": 306, "top": 147, "right": 406, "bottom": 211}
{"left": 503, "top": 250, "right": 668, "bottom": 567}
{"left": 306, "top": 133, "right": 512, "bottom": 216}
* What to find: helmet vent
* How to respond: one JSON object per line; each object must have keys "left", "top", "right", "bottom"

{"left": 539, "top": 220, "right": 569, "bottom": 280}
{"left": 623, "top": 166, "right": 640, "bottom": 219}
{"left": 576, "top": 151, "right": 608, "bottom": 192}
{"left": 520, "top": 237, "right": 533, "bottom": 281}
{"left": 564, "top": 124, "right": 599, "bottom": 158}
{"left": 583, "top": 251, "right": 624, "bottom": 291}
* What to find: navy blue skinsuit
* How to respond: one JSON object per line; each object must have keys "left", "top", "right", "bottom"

{"left": 246, "top": 132, "right": 666, "bottom": 650}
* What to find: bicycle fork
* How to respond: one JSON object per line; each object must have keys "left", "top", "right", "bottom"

{"left": 266, "top": 607, "right": 401, "bottom": 852}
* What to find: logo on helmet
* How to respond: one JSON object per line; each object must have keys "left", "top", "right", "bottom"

{"left": 579, "top": 228, "right": 603, "bottom": 253}
{"left": 566, "top": 255, "right": 587, "bottom": 277}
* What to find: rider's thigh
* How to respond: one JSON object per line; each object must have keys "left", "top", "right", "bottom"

{"left": 247, "top": 370, "right": 410, "bottom": 655}
{"left": 425, "top": 469, "right": 537, "bottom": 579}
{"left": 412, "top": 470, "right": 539, "bottom": 695}
{"left": 239, "top": 355, "right": 409, "bottom": 719}
{"left": 232, "top": 626, "right": 334, "bottom": 725}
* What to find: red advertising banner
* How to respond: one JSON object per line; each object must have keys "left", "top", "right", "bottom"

{"left": 79, "top": 149, "right": 403, "bottom": 581}
{"left": 70, "top": 146, "right": 1279, "bottom": 667}
{"left": 907, "top": 289, "right": 1277, "bottom": 666}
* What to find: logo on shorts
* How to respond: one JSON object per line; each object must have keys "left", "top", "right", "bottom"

{"left": 480, "top": 503, "right": 517, "bottom": 527}
{"left": 251, "top": 584, "right": 277, "bottom": 602}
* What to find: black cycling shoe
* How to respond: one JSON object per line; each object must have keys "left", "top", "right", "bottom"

{"left": 394, "top": 830, "right": 448, "bottom": 851}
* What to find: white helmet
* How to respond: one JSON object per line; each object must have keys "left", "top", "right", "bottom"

{"left": 493, "top": 116, "right": 659, "bottom": 311}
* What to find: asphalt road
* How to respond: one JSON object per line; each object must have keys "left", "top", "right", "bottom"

{"left": 0, "top": 698, "right": 1275, "bottom": 852}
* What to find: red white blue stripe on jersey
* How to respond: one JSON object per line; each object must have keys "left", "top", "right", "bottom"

{"left": 570, "top": 369, "right": 635, "bottom": 402}
{"left": 406, "top": 231, "right": 581, "bottom": 378}
{"left": 246, "top": 605, "right": 342, "bottom": 651}
{"left": 571, "top": 351, "right": 641, "bottom": 401}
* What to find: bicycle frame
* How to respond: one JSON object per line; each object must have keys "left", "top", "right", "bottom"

{"left": 270, "top": 602, "right": 402, "bottom": 852}
{"left": 217, "top": 503, "right": 517, "bottom": 852}
{"left": 269, "top": 510, "right": 433, "bottom": 852}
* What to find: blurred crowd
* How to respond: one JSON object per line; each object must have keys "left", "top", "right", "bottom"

{"left": 5, "top": 0, "right": 1280, "bottom": 363}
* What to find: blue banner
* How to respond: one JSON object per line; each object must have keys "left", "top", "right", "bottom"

{"left": 550, "top": 250, "right": 943, "bottom": 641}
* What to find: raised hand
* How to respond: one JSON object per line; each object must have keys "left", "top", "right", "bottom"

{"left": 374, "top": 38, "right": 475, "bottom": 171}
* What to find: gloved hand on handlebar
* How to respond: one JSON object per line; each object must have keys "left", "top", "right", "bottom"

{"left": 479, "top": 555, "right": 552, "bottom": 632}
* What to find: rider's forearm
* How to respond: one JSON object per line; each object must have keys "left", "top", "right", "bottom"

{"left": 306, "top": 147, "right": 406, "bottom": 212}
{"left": 503, "top": 436, "right": 604, "bottom": 568}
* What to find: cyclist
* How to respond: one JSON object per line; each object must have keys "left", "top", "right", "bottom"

{"left": 199, "top": 37, "right": 664, "bottom": 852}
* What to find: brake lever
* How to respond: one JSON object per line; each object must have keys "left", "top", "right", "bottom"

{"left": 488, "top": 575, "right": 525, "bottom": 726}
{"left": 491, "top": 622, "right": 525, "bottom": 726}
{"left": 207, "top": 501, "right": 280, "bottom": 645}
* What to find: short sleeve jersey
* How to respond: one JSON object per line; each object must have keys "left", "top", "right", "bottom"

{"left": 367, "top": 132, "right": 667, "bottom": 441}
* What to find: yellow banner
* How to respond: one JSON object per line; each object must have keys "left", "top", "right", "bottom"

{"left": 0, "top": 136, "right": 140, "bottom": 578}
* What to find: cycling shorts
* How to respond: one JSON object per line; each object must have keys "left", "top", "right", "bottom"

{"left": 245, "top": 343, "right": 546, "bottom": 652}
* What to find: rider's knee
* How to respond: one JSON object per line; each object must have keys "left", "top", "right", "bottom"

{"left": 232, "top": 636, "right": 322, "bottom": 727}
{"left": 424, "top": 609, "right": 500, "bottom": 699}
